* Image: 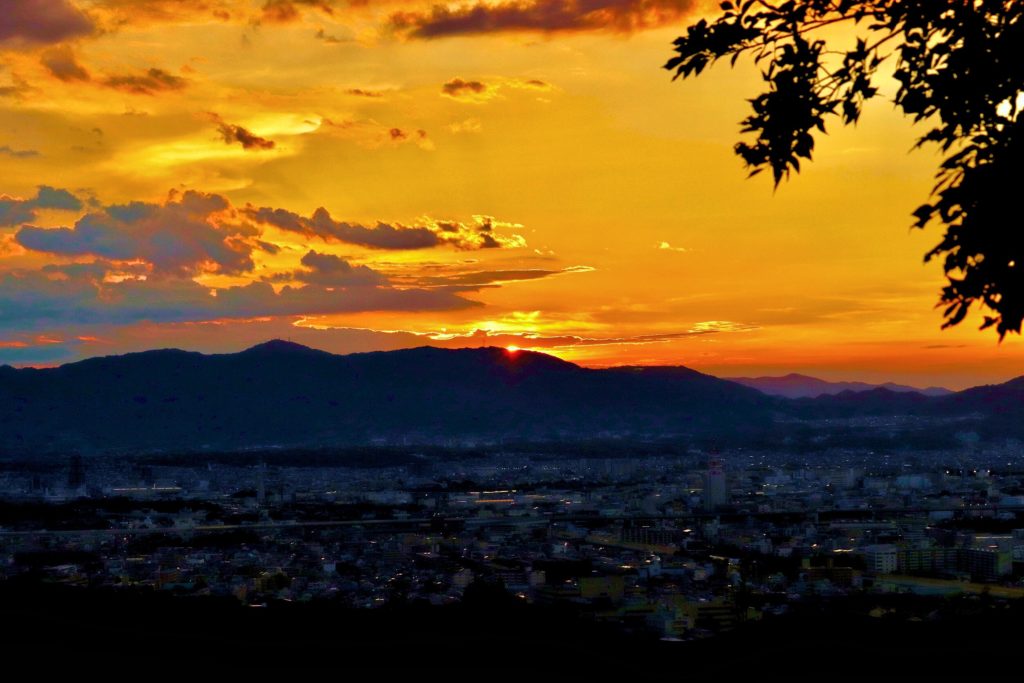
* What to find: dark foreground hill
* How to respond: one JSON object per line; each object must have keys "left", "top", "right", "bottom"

{"left": 3, "top": 578, "right": 1021, "bottom": 672}
{"left": 0, "top": 341, "right": 773, "bottom": 453}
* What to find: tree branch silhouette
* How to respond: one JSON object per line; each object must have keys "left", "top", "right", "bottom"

{"left": 666, "top": 0, "right": 1024, "bottom": 338}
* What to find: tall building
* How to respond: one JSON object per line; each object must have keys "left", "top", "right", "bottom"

{"left": 864, "top": 545, "right": 899, "bottom": 574}
{"left": 67, "top": 454, "right": 85, "bottom": 491}
{"left": 256, "top": 461, "right": 267, "bottom": 507}
{"left": 704, "top": 457, "right": 727, "bottom": 510}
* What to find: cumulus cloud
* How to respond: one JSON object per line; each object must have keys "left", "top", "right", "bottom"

{"left": 390, "top": 0, "right": 703, "bottom": 39}
{"left": 34, "top": 186, "right": 84, "bottom": 210}
{"left": 16, "top": 190, "right": 253, "bottom": 276}
{"left": 0, "top": 201, "right": 34, "bottom": 228}
{"left": 0, "top": 186, "right": 83, "bottom": 226}
{"left": 103, "top": 68, "right": 187, "bottom": 95}
{"left": 2, "top": 187, "right": 540, "bottom": 333}
{"left": 0, "top": 0, "right": 94, "bottom": 45}
{"left": 245, "top": 205, "right": 525, "bottom": 251}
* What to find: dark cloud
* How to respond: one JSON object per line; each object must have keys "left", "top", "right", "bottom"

{"left": 0, "top": 341, "right": 74, "bottom": 364}
{"left": 40, "top": 45, "right": 91, "bottom": 82}
{"left": 16, "top": 190, "right": 254, "bottom": 276}
{"left": 390, "top": 0, "right": 702, "bottom": 38}
{"left": 34, "top": 185, "right": 83, "bottom": 211}
{"left": 2, "top": 187, "right": 537, "bottom": 333}
{"left": 0, "top": 186, "right": 83, "bottom": 226}
{"left": 0, "top": 76, "right": 32, "bottom": 99}
{"left": 318, "top": 118, "right": 433, "bottom": 150}
{"left": 261, "top": 0, "right": 300, "bottom": 22}
{"left": 215, "top": 118, "right": 276, "bottom": 150}
{"left": 441, "top": 76, "right": 551, "bottom": 101}
{"left": 103, "top": 68, "right": 187, "bottom": 95}
{"left": 0, "top": 200, "right": 36, "bottom": 227}
{"left": 0, "top": 0, "right": 94, "bottom": 44}
{"left": 249, "top": 205, "right": 439, "bottom": 249}
{"left": 316, "top": 28, "right": 350, "bottom": 44}
{"left": 416, "top": 324, "right": 758, "bottom": 350}
{"left": 0, "top": 145, "right": 40, "bottom": 159}
{"left": 345, "top": 88, "right": 383, "bottom": 97}
{"left": 244, "top": 205, "right": 524, "bottom": 251}
{"left": 441, "top": 78, "right": 488, "bottom": 98}
{"left": 266, "top": 250, "right": 388, "bottom": 287}
{"left": 261, "top": 0, "right": 334, "bottom": 23}
{"left": 410, "top": 266, "right": 593, "bottom": 287}
{"left": 0, "top": 266, "right": 478, "bottom": 332}
{"left": 41, "top": 259, "right": 146, "bottom": 281}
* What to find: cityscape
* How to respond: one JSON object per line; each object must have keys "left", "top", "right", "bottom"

{"left": 2, "top": 0, "right": 1023, "bottom": 668}
{"left": 4, "top": 427, "right": 1024, "bottom": 661}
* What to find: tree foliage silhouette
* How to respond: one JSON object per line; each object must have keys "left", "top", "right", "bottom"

{"left": 665, "top": 0, "right": 1024, "bottom": 338}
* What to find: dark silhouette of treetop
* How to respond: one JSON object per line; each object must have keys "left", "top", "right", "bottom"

{"left": 665, "top": 0, "right": 1024, "bottom": 338}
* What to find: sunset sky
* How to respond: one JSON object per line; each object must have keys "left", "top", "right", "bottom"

{"left": 1, "top": 0, "right": 1021, "bottom": 389}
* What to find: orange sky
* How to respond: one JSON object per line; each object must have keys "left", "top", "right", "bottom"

{"left": 0, "top": 0, "right": 1021, "bottom": 389}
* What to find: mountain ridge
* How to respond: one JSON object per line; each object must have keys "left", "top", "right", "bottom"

{"left": 0, "top": 341, "right": 771, "bottom": 453}
{"left": 727, "top": 372, "right": 953, "bottom": 398}
{"left": 3, "top": 341, "right": 1022, "bottom": 454}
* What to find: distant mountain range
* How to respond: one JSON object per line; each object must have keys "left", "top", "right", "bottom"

{"left": 0, "top": 341, "right": 771, "bottom": 453}
{"left": 727, "top": 373, "right": 953, "bottom": 399}
{"left": 0, "top": 341, "right": 1020, "bottom": 454}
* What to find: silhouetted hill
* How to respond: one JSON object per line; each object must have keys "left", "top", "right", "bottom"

{"left": 728, "top": 373, "right": 951, "bottom": 398}
{"left": 0, "top": 342, "right": 773, "bottom": 453}
{"left": 782, "top": 387, "right": 935, "bottom": 418}
{"left": 773, "top": 376, "right": 1024, "bottom": 442}
{"left": 3, "top": 341, "right": 1022, "bottom": 454}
